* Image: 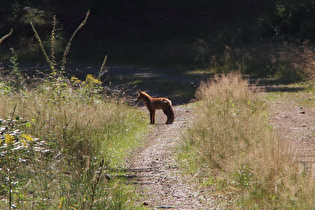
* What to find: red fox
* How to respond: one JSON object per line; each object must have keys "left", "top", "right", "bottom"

{"left": 136, "top": 91, "right": 175, "bottom": 124}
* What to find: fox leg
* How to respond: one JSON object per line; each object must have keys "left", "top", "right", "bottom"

{"left": 150, "top": 110, "right": 155, "bottom": 124}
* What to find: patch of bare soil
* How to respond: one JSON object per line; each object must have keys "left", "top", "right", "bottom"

{"left": 263, "top": 92, "right": 315, "bottom": 177}
{"left": 127, "top": 104, "right": 216, "bottom": 209}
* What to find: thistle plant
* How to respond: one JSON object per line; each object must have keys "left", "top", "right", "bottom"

{"left": 31, "top": 10, "right": 90, "bottom": 75}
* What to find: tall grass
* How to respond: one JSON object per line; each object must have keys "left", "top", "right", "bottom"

{"left": 179, "top": 73, "right": 314, "bottom": 208}
{"left": 0, "top": 75, "right": 148, "bottom": 209}
{"left": 0, "top": 10, "right": 152, "bottom": 209}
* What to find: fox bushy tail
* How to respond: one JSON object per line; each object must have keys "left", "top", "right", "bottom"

{"left": 163, "top": 102, "right": 174, "bottom": 124}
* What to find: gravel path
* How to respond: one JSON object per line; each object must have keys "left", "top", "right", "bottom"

{"left": 264, "top": 92, "right": 315, "bottom": 177}
{"left": 128, "top": 104, "right": 216, "bottom": 209}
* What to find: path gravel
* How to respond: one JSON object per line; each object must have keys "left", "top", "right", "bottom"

{"left": 128, "top": 104, "right": 217, "bottom": 209}
{"left": 264, "top": 92, "right": 315, "bottom": 177}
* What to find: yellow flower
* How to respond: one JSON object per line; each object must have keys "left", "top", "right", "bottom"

{"left": 21, "top": 139, "right": 26, "bottom": 147}
{"left": 22, "top": 134, "right": 34, "bottom": 141}
{"left": 71, "top": 76, "right": 81, "bottom": 84}
{"left": 5, "top": 134, "right": 14, "bottom": 144}
{"left": 86, "top": 74, "right": 102, "bottom": 85}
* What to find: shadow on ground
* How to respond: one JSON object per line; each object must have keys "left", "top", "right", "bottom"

{"left": 70, "top": 65, "right": 210, "bottom": 105}
{"left": 3, "top": 62, "right": 308, "bottom": 104}
{"left": 249, "top": 78, "right": 307, "bottom": 93}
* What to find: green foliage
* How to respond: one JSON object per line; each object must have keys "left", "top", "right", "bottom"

{"left": 0, "top": 82, "right": 11, "bottom": 95}
{"left": 8, "top": 48, "right": 26, "bottom": 92}
{"left": 207, "top": 42, "right": 314, "bottom": 83}
{"left": 262, "top": 1, "right": 315, "bottom": 40}
{"left": 273, "top": 62, "right": 305, "bottom": 83}
{"left": 0, "top": 48, "right": 26, "bottom": 94}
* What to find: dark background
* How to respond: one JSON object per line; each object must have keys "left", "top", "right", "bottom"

{"left": 1, "top": 0, "right": 315, "bottom": 67}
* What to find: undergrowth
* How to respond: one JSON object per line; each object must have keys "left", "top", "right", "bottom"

{"left": 179, "top": 73, "right": 314, "bottom": 208}
{"left": 207, "top": 42, "right": 315, "bottom": 84}
{"left": 0, "top": 73, "right": 148, "bottom": 209}
{"left": 0, "top": 11, "right": 149, "bottom": 209}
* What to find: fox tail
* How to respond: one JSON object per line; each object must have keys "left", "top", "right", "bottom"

{"left": 162, "top": 101, "right": 175, "bottom": 124}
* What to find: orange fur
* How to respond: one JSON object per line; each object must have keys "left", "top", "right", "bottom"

{"left": 136, "top": 91, "right": 175, "bottom": 124}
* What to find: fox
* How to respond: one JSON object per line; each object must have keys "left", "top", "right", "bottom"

{"left": 136, "top": 90, "right": 175, "bottom": 124}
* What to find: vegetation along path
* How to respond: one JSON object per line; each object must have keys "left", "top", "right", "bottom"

{"left": 124, "top": 81, "right": 315, "bottom": 209}
{"left": 127, "top": 104, "right": 216, "bottom": 209}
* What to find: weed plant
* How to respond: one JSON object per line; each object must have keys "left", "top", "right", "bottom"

{"left": 0, "top": 73, "right": 148, "bottom": 209}
{"left": 179, "top": 73, "right": 314, "bottom": 208}
{"left": 31, "top": 10, "right": 90, "bottom": 74}
{"left": 0, "top": 10, "right": 150, "bottom": 209}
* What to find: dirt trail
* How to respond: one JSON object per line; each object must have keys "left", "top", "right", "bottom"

{"left": 128, "top": 104, "right": 216, "bottom": 209}
{"left": 264, "top": 92, "right": 315, "bottom": 176}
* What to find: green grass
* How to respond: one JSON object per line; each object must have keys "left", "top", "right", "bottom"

{"left": 178, "top": 73, "right": 314, "bottom": 209}
{"left": 0, "top": 75, "right": 149, "bottom": 209}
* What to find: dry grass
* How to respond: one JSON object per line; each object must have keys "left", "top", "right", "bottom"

{"left": 0, "top": 77, "right": 148, "bottom": 209}
{"left": 180, "top": 73, "right": 314, "bottom": 208}
{"left": 0, "top": 11, "right": 150, "bottom": 209}
{"left": 282, "top": 41, "right": 315, "bottom": 81}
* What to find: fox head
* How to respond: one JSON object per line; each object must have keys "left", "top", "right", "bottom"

{"left": 136, "top": 90, "right": 150, "bottom": 103}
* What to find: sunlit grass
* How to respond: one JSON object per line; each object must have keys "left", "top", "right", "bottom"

{"left": 0, "top": 76, "right": 149, "bottom": 209}
{"left": 262, "top": 81, "right": 315, "bottom": 112}
{"left": 179, "top": 73, "right": 314, "bottom": 209}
